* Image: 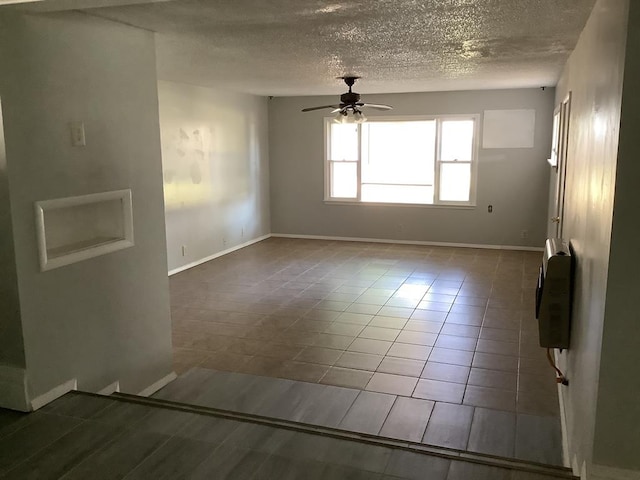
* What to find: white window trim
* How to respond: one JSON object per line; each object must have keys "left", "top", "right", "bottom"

{"left": 324, "top": 114, "right": 480, "bottom": 207}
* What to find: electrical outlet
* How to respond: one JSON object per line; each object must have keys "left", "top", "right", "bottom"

{"left": 521, "top": 230, "right": 529, "bottom": 239}
{"left": 181, "top": 245, "right": 187, "bottom": 256}
{"left": 223, "top": 238, "right": 227, "bottom": 247}
{"left": 241, "top": 227, "right": 244, "bottom": 239}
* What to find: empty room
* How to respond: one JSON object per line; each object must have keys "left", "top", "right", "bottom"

{"left": 1, "top": 0, "right": 639, "bottom": 479}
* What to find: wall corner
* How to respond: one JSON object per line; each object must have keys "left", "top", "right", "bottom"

{"left": 0, "top": 365, "right": 30, "bottom": 412}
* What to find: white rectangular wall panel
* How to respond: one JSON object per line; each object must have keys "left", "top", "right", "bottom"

{"left": 483, "top": 109, "right": 536, "bottom": 148}
{"left": 35, "top": 189, "right": 134, "bottom": 271}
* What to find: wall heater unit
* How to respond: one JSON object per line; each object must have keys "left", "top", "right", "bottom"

{"left": 535, "top": 238, "right": 572, "bottom": 349}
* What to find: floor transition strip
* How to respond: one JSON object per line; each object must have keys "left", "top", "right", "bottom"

{"left": 106, "top": 391, "right": 576, "bottom": 479}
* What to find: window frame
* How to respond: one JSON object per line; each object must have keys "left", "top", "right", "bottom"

{"left": 324, "top": 114, "right": 480, "bottom": 207}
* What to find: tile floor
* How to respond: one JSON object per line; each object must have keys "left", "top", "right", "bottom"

{"left": 153, "top": 368, "right": 564, "bottom": 466}
{"left": 0, "top": 393, "right": 572, "bottom": 479}
{"left": 170, "top": 238, "right": 559, "bottom": 418}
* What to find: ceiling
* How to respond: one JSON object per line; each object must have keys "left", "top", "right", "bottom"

{"left": 50, "top": 0, "right": 598, "bottom": 95}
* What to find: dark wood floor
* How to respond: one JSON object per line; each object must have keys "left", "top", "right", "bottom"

{"left": 170, "top": 238, "right": 559, "bottom": 417}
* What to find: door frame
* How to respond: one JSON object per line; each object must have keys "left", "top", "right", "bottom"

{"left": 551, "top": 92, "right": 571, "bottom": 238}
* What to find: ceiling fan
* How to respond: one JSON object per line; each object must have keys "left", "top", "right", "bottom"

{"left": 301, "top": 76, "right": 392, "bottom": 123}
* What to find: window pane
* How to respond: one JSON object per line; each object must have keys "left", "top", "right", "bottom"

{"left": 362, "top": 184, "right": 433, "bottom": 204}
{"left": 441, "top": 120, "right": 474, "bottom": 161}
{"left": 439, "top": 163, "right": 471, "bottom": 201}
{"left": 331, "top": 161, "right": 357, "bottom": 198}
{"left": 362, "top": 121, "right": 435, "bottom": 184}
{"left": 330, "top": 123, "right": 358, "bottom": 161}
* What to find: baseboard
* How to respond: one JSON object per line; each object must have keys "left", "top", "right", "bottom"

{"left": 168, "top": 233, "right": 543, "bottom": 278}
{"left": 136, "top": 372, "right": 177, "bottom": 397}
{"left": 589, "top": 464, "right": 640, "bottom": 480}
{"left": 547, "top": 356, "right": 640, "bottom": 480}
{"left": 30, "top": 378, "right": 77, "bottom": 411}
{"left": 97, "top": 381, "right": 120, "bottom": 396}
{"left": 555, "top": 350, "right": 572, "bottom": 470}
{"left": 168, "top": 234, "right": 271, "bottom": 276}
{"left": 271, "top": 233, "right": 544, "bottom": 252}
{"left": 0, "top": 365, "right": 30, "bottom": 411}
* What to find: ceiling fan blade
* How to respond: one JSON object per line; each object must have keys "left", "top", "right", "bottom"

{"left": 301, "top": 105, "right": 340, "bottom": 112}
{"left": 360, "top": 103, "right": 393, "bottom": 111}
{"left": 304, "top": 78, "right": 393, "bottom": 115}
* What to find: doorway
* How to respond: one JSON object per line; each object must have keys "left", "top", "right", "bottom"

{"left": 549, "top": 92, "right": 571, "bottom": 239}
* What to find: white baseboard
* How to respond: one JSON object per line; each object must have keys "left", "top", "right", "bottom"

{"left": 30, "top": 378, "right": 77, "bottom": 411}
{"left": 168, "top": 233, "right": 543, "bottom": 278}
{"left": 589, "top": 464, "right": 640, "bottom": 480}
{"left": 271, "top": 233, "right": 544, "bottom": 252}
{"left": 556, "top": 354, "right": 640, "bottom": 480}
{"left": 136, "top": 372, "right": 177, "bottom": 397}
{"left": 555, "top": 350, "right": 572, "bottom": 470}
{"left": 168, "top": 234, "right": 271, "bottom": 276}
{"left": 97, "top": 381, "right": 120, "bottom": 396}
{"left": 0, "top": 365, "right": 30, "bottom": 411}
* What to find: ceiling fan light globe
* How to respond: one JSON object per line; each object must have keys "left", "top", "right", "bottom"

{"left": 334, "top": 111, "right": 347, "bottom": 124}
{"left": 353, "top": 111, "right": 367, "bottom": 123}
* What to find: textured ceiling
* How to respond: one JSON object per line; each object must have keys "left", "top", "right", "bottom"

{"left": 86, "top": 0, "right": 596, "bottom": 96}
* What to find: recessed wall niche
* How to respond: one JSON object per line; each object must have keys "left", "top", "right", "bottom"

{"left": 35, "top": 189, "right": 134, "bottom": 271}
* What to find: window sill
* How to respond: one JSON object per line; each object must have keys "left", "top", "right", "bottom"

{"left": 323, "top": 200, "right": 476, "bottom": 209}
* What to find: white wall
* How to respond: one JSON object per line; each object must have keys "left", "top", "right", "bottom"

{"left": 269, "top": 89, "right": 553, "bottom": 248}
{"left": 157, "top": 81, "right": 270, "bottom": 273}
{"left": 0, "top": 11, "right": 174, "bottom": 408}
{"left": 552, "top": 0, "right": 629, "bottom": 475}
{"left": 592, "top": 1, "right": 640, "bottom": 472}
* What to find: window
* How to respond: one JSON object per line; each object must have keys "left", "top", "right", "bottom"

{"left": 325, "top": 116, "right": 478, "bottom": 206}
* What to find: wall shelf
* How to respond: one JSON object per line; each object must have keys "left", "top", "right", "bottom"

{"left": 35, "top": 189, "right": 134, "bottom": 271}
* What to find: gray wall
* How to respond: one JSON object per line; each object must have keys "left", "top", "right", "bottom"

{"left": 0, "top": 11, "right": 173, "bottom": 405}
{"left": 0, "top": 99, "right": 25, "bottom": 368}
{"left": 157, "top": 81, "right": 270, "bottom": 273}
{"left": 593, "top": 1, "right": 640, "bottom": 470}
{"left": 269, "top": 89, "right": 554, "bottom": 248}
{"left": 0, "top": 98, "right": 28, "bottom": 410}
{"left": 553, "top": 0, "right": 629, "bottom": 474}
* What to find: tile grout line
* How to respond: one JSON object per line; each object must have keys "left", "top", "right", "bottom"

{"left": 375, "top": 393, "right": 401, "bottom": 439}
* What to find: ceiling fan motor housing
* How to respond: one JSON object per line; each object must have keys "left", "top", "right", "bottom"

{"left": 340, "top": 91, "right": 361, "bottom": 104}
{"left": 300, "top": 76, "right": 391, "bottom": 113}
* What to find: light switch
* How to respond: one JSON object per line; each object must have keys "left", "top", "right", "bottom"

{"left": 69, "top": 121, "right": 86, "bottom": 147}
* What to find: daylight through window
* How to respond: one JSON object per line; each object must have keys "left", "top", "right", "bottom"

{"left": 325, "top": 116, "right": 478, "bottom": 205}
